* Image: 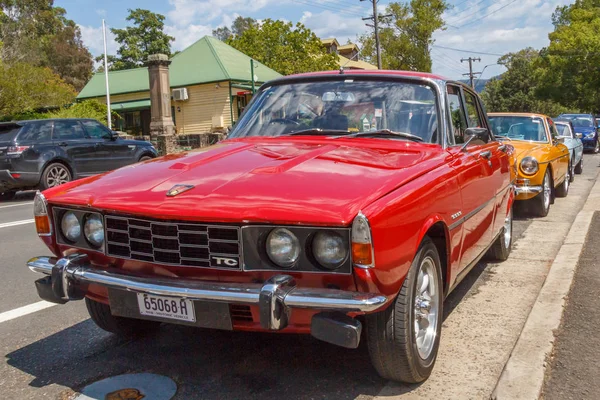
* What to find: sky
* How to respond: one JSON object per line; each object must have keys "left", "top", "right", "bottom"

{"left": 55, "top": 0, "right": 574, "bottom": 80}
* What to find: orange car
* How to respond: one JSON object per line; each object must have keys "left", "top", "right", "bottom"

{"left": 488, "top": 113, "right": 570, "bottom": 216}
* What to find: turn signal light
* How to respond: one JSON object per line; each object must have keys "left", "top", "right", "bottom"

{"left": 351, "top": 212, "right": 374, "bottom": 268}
{"left": 33, "top": 192, "right": 52, "bottom": 236}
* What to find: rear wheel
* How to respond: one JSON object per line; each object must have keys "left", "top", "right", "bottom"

{"left": 575, "top": 157, "right": 583, "bottom": 174}
{"left": 366, "top": 237, "right": 443, "bottom": 383}
{"left": 85, "top": 298, "right": 161, "bottom": 337}
{"left": 0, "top": 190, "right": 17, "bottom": 201}
{"left": 487, "top": 206, "right": 513, "bottom": 261}
{"left": 530, "top": 169, "right": 551, "bottom": 217}
{"left": 555, "top": 162, "right": 570, "bottom": 198}
{"left": 41, "top": 162, "right": 72, "bottom": 190}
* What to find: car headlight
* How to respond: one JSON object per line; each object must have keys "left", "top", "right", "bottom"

{"left": 84, "top": 214, "right": 104, "bottom": 248}
{"left": 585, "top": 133, "right": 595, "bottom": 139}
{"left": 520, "top": 156, "right": 539, "bottom": 175}
{"left": 312, "top": 231, "right": 348, "bottom": 270}
{"left": 266, "top": 228, "right": 300, "bottom": 268}
{"left": 61, "top": 211, "right": 81, "bottom": 242}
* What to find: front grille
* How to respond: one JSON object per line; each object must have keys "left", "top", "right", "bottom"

{"left": 105, "top": 215, "right": 241, "bottom": 269}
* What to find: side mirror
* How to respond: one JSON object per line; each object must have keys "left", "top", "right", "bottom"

{"left": 575, "top": 133, "right": 583, "bottom": 139}
{"left": 461, "top": 127, "right": 490, "bottom": 150}
{"left": 555, "top": 136, "right": 565, "bottom": 144}
{"left": 110, "top": 131, "right": 119, "bottom": 141}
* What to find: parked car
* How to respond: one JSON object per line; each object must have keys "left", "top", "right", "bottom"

{"left": 488, "top": 113, "right": 570, "bottom": 217}
{"left": 554, "top": 119, "right": 584, "bottom": 176}
{"left": 27, "top": 71, "right": 514, "bottom": 384}
{"left": 556, "top": 113, "right": 599, "bottom": 153}
{"left": 0, "top": 118, "right": 157, "bottom": 200}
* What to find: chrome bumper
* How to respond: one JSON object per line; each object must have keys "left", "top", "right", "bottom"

{"left": 515, "top": 185, "right": 543, "bottom": 195}
{"left": 27, "top": 254, "right": 388, "bottom": 331}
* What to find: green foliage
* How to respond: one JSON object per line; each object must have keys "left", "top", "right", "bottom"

{"left": 226, "top": 19, "right": 338, "bottom": 75}
{"left": 0, "top": 60, "right": 77, "bottom": 117}
{"left": 536, "top": 0, "right": 600, "bottom": 112}
{"left": 212, "top": 16, "right": 258, "bottom": 41}
{"left": 101, "top": 9, "right": 175, "bottom": 71}
{"left": 0, "top": 0, "right": 93, "bottom": 90}
{"left": 47, "top": 100, "right": 118, "bottom": 125}
{"left": 480, "top": 49, "right": 575, "bottom": 116}
{"left": 358, "top": 0, "right": 449, "bottom": 71}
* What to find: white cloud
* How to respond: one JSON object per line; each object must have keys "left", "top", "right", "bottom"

{"left": 165, "top": 24, "right": 213, "bottom": 50}
{"left": 167, "top": 0, "right": 274, "bottom": 27}
{"left": 78, "top": 24, "right": 117, "bottom": 57}
{"left": 300, "top": 10, "right": 367, "bottom": 43}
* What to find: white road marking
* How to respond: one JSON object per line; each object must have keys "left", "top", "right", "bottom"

{"left": 0, "top": 219, "right": 35, "bottom": 229}
{"left": 0, "top": 301, "right": 56, "bottom": 324}
{"left": 0, "top": 202, "right": 33, "bottom": 209}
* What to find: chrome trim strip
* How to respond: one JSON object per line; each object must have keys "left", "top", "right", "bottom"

{"left": 449, "top": 197, "right": 494, "bottom": 231}
{"left": 27, "top": 256, "right": 388, "bottom": 316}
{"left": 515, "top": 185, "right": 543, "bottom": 195}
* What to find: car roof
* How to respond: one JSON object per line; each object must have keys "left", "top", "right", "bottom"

{"left": 488, "top": 112, "right": 551, "bottom": 119}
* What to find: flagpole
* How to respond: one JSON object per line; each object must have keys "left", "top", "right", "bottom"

{"left": 102, "top": 19, "right": 112, "bottom": 129}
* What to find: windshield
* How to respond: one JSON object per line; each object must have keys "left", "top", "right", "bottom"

{"left": 228, "top": 79, "right": 440, "bottom": 143}
{"left": 488, "top": 116, "right": 549, "bottom": 142}
{"left": 555, "top": 124, "right": 571, "bottom": 137}
{"left": 558, "top": 115, "right": 594, "bottom": 128}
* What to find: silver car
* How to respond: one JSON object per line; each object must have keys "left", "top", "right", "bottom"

{"left": 555, "top": 119, "right": 584, "bottom": 178}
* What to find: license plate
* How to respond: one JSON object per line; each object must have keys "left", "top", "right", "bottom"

{"left": 136, "top": 293, "right": 196, "bottom": 323}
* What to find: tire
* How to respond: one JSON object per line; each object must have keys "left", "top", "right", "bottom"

{"left": 85, "top": 298, "right": 161, "bottom": 337}
{"left": 138, "top": 155, "right": 153, "bottom": 162}
{"left": 487, "top": 206, "right": 513, "bottom": 261}
{"left": 555, "top": 161, "right": 570, "bottom": 198}
{"left": 41, "top": 162, "right": 72, "bottom": 190}
{"left": 594, "top": 140, "right": 599, "bottom": 154}
{"left": 569, "top": 154, "right": 575, "bottom": 182}
{"left": 0, "top": 190, "right": 17, "bottom": 201}
{"left": 530, "top": 169, "right": 551, "bottom": 217}
{"left": 366, "top": 237, "right": 443, "bottom": 383}
{"left": 575, "top": 156, "right": 583, "bottom": 174}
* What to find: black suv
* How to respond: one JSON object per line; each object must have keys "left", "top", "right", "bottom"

{"left": 0, "top": 118, "right": 158, "bottom": 200}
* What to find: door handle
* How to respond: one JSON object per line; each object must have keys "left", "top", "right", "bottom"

{"left": 498, "top": 145, "right": 507, "bottom": 153}
{"left": 58, "top": 142, "right": 68, "bottom": 147}
{"left": 480, "top": 150, "right": 492, "bottom": 160}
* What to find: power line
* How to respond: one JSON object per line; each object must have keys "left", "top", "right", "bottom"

{"left": 289, "top": 0, "right": 364, "bottom": 17}
{"left": 457, "top": 0, "right": 520, "bottom": 28}
{"left": 446, "top": 0, "right": 493, "bottom": 26}
{"left": 432, "top": 48, "right": 467, "bottom": 71}
{"left": 431, "top": 44, "right": 504, "bottom": 57}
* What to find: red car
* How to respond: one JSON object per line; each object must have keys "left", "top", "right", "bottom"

{"left": 28, "top": 71, "right": 514, "bottom": 383}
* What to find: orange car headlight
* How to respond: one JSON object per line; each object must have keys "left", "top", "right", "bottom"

{"left": 33, "top": 191, "right": 52, "bottom": 236}
{"left": 520, "top": 156, "right": 539, "bottom": 175}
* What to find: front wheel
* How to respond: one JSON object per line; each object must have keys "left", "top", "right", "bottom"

{"left": 530, "top": 169, "right": 551, "bottom": 217}
{"left": 487, "top": 206, "right": 513, "bottom": 261}
{"left": 575, "top": 157, "right": 583, "bottom": 174}
{"left": 86, "top": 298, "right": 161, "bottom": 337}
{"left": 138, "top": 155, "right": 153, "bottom": 162}
{"left": 366, "top": 237, "right": 443, "bottom": 383}
{"left": 594, "top": 140, "right": 599, "bottom": 154}
{"left": 41, "top": 162, "right": 72, "bottom": 190}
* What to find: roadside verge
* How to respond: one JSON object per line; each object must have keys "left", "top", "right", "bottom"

{"left": 492, "top": 176, "right": 600, "bottom": 399}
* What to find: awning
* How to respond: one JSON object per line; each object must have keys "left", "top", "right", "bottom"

{"left": 110, "top": 99, "right": 151, "bottom": 111}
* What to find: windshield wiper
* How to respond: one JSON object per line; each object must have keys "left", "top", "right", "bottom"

{"left": 284, "top": 128, "right": 351, "bottom": 136}
{"left": 342, "top": 129, "right": 424, "bottom": 142}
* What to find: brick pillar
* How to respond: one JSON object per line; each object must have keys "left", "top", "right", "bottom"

{"left": 147, "top": 54, "right": 175, "bottom": 144}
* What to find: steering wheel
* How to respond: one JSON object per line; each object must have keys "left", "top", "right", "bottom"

{"left": 269, "top": 118, "right": 300, "bottom": 125}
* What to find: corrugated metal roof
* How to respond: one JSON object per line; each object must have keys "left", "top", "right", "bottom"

{"left": 111, "top": 99, "right": 151, "bottom": 111}
{"left": 78, "top": 36, "right": 282, "bottom": 99}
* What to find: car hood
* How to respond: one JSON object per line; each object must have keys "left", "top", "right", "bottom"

{"left": 508, "top": 140, "right": 548, "bottom": 159}
{"left": 44, "top": 138, "right": 447, "bottom": 226}
{"left": 574, "top": 127, "right": 596, "bottom": 135}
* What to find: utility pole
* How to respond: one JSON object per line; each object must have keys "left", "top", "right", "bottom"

{"left": 361, "top": 0, "right": 391, "bottom": 69}
{"left": 461, "top": 57, "right": 481, "bottom": 88}
{"left": 102, "top": 19, "right": 112, "bottom": 129}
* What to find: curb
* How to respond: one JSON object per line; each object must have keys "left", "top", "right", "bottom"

{"left": 491, "top": 177, "right": 600, "bottom": 399}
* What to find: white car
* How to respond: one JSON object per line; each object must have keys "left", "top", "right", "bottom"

{"left": 555, "top": 120, "right": 584, "bottom": 177}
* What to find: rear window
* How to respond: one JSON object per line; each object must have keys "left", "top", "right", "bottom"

{"left": 0, "top": 125, "right": 22, "bottom": 143}
{"left": 17, "top": 121, "right": 54, "bottom": 142}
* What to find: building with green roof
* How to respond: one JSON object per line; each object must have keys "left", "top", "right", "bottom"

{"left": 78, "top": 36, "right": 281, "bottom": 135}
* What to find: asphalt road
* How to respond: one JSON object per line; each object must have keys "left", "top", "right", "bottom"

{"left": 0, "top": 156, "right": 598, "bottom": 400}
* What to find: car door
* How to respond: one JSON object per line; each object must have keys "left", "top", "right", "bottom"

{"left": 446, "top": 84, "right": 498, "bottom": 274}
{"left": 81, "top": 120, "right": 133, "bottom": 171}
{"left": 546, "top": 118, "right": 570, "bottom": 185}
{"left": 52, "top": 120, "right": 100, "bottom": 176}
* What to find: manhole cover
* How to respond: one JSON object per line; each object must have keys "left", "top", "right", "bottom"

{"left": 75, "top": 373, "right": 177, "bottom": 400}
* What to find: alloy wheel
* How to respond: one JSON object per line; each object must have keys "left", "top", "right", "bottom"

{"left": 503, "top": 208, "right": 512, "bottom": 249}
{"left": 543, "top": 172, "right": 551, "bottom": 211}
{"left": 46, "top": 165, "right": 70, "bottom": 188}
{"left": 414, "top": 256, "right": 440, "bottom": 360}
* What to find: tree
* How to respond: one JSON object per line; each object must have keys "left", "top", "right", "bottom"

{"left": 0, "top": 60, "right": 77, "bottom": 117}
{"left": 108, "top": 9, "right": 174, "bottom": 71}
{"left": 226, "top": 19, "right": 338, "bottom": 75}
{"left": 212, "top": 16, "right": 257, "bottom": 41}
{"left": 480, "top": 48, "right": 573, "bottom": 116}
{"left": 0, "top": 1, "right": 93, "bottom": 90}
{"left": 536, "top": 0, "right": 600, "bottom": 112}
{"left": 358, "top": 0, "right": 448, "bottom": 71}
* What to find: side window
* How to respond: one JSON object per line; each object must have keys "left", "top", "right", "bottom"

{"left": 17, "top": 121, "right": 53, "bottom": 142}
{"left": 463, "top": 91, "right": 484, "bottom": 128}
{"left": 547, "top": 119, "right": 560, "bottom": 140}
{"left": 54, "top": 121, "right": 86, "bottom": 140}
{"left": 81, "top": 120, "right": 111, "bottom": 139}
{"left": 447, "top": 85, "right": 468, "bottom": 144}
